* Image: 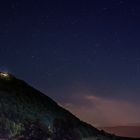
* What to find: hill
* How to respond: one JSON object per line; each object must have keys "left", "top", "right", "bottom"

{"left": 0, "top": 72, "right": 139, "bottom": 140}
{"left": 100, "top": 126, "right": 140, "bottom": 138}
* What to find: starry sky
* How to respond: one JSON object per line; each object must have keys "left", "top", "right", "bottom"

{"left": 0, "top": 0, "right": 140, "bottom": 127}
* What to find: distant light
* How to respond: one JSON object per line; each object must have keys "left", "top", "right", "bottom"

{"left": 0, "top": 72, "right": 9, "bottom": 78}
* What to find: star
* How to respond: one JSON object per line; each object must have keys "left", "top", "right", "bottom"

{"left": 103, "top": 7, "right": 108, "bottom": 11}
{"left": 31, "top": 55, "right": 35, "bottom": 59}
{"left": 119, "top": 0, "right": 125, "bottom": 4}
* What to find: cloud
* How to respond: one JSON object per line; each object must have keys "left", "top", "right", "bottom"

{"left": 62, "top": 93, "right": 140, "bottom": 127}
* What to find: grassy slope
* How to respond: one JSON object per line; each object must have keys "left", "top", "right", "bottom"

{"left": 0, "top": 74, "right": 99, "bottom": 138}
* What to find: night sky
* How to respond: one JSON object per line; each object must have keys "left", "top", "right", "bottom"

{"left": 0, "top": 0, "right": 140, "bottom": 126}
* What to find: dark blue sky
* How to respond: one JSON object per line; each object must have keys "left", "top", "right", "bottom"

{"left": 0, "top": 0, "right": 140, "bottom": 126}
